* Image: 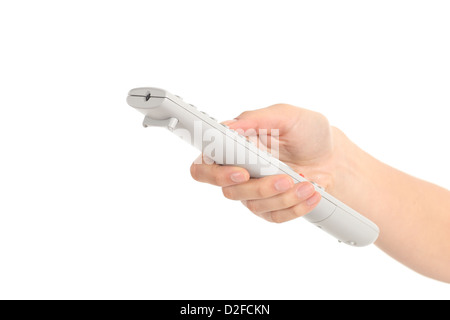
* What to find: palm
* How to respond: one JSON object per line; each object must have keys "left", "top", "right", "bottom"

{"left": 237, "top": 104, "right": 335, "bottom": 186}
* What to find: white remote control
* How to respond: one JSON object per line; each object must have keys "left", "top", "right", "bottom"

{"left": 127, "top": 87, "right": 379, "bottom": 247}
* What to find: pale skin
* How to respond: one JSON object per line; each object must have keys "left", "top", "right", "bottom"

{"left": 190, "top": 104, "right": 450, "bottom": 283}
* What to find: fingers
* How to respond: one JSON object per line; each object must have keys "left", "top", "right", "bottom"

{"left": 190, "top": 155, "right": 322, "bottom": 224}
{"left": 222, "top": 175, "right": 295, "bottom": 201}
{"left": 190, "top": 155, "right": 250, "bottom": 187}
{"left": 260, "top": 191, "right": 321, "bottom": 223}
{"left": 239, "top": 182, "right": 322, "bottom": 223}
{"left": 242, "top": 182, "right": 316, "bottom": 214}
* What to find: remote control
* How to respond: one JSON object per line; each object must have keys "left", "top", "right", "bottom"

{"left": 127, "top": 87, "right": 379, "bottom": 247}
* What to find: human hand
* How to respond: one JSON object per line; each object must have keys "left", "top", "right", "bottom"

{"left": 190, "top": 104, "right": 338, "bottom": 223}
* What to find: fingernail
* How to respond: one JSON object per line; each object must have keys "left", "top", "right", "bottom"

{"left": 274, "top": 179, "right": 292, "bottom": 192}
{"left": 296, "top": 183, "right": 315, "bottom": 199}
{"left": 231, "top": 172, "right": 246, "bottom": 183}
{"left": 306, "top": 192, "right": 321, "bottom": 206}
{"left": 222, "top": 119, "right": 238, "bottom": 126}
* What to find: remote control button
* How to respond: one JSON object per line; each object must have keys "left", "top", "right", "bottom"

{"left": 238, "top": 135, "right": 250, "bottom": 145}
{"left": 270, "top": 157, "right": 284, "bottom": 167}
{"left": 311, "top": 182, "right": 325, "bottom": 190}
{"left": 244, "top": 139, "right": 258, "bottom": 149}
{"left": 175, "top": 95, "right": 183, "bottom": 100}
{"left": 189, "top": 104, "right": 197, "bottom": 109}
{"left": 228, "top": 129, "right": 240, "bottom": 137}
{"left": 229, "top": 130, "right": 244, "bottom": 143}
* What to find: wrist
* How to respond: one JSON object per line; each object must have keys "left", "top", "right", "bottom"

{"left": 327, "top": 127, "right": 369, "bottom": 200}
{"left": 327, "top": 126, "right": 385, "bottom": 222}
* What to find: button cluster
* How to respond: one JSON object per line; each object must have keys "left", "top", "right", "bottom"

{"left": 194, "top": 109, "right": 218, "bottom": 122}
{"left": 184, "top": 97, "right": 272, "bottom": 159}
{"left": 311, "top": 181, "right": 325, "bottom": 190}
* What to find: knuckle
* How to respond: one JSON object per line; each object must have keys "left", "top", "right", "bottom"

{"left": 270, "top": 103, "right": 293, "bottom": 111}
{"left": 246, "top": 200, "right": 259, "bottom": 214}
{"left": 214, "top": 174, "right": 226, "bottom": 186}
{"left": 256, "top": 183, "right": 271, "bottom": 198}
{"left": 316, "top": 111, "right": 329, "bottom": 125}
{"left": 190, "top": 164, "right": 199, "bottom": 180}
{"left": 270, "top": 211, "right": 286, "bottom": 224}
{"left": 293, "top": 203, "right": 308, "bottom": 218}
{"left": 222, "top": 187, "right": 235, "bottom": 200}
{"left": 255, "top": 185, "right": 266, "bottom": 198}
{"left": 279, "top": 193, "right": 295, "bottom": 209}
{"left": 238, "top": 111, "right": 250, "bottom": 119}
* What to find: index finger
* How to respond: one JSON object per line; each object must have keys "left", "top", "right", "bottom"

{"left": 190, "top": 154, "right": 250, "bottom": 187}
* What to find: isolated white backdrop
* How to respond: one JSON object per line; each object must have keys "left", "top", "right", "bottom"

{"left": 0, "top": 0, "right": 449, "bottom": 299}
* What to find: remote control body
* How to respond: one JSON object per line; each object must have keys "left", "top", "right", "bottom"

{"left": 127, "top": 87, "right": 379, "bottom": 247}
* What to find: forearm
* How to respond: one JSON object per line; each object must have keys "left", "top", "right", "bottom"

{"left": 329, "top": 127, "right": 450, "bottom": 283}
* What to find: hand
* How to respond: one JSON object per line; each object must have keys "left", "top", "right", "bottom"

{"left": 190, "top": 104, "right": 338, "bottom": 223}
{"left": 190, "top": 104, "right": 450, "bottom": 283}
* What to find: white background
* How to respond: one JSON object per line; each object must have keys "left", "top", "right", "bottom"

{"left": 0, "top": 0, "right": 449, "bottom": 299}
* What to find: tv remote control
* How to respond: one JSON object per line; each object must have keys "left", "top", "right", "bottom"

{"left": 127, "top": 87, "right": 379, "bottom": 247}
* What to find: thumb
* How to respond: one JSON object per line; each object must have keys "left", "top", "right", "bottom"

{"left": 221, "top": 110, "right": 261, "bottom": 131}
{"left": 222, "top": 106, "right": 291, "bottom": 133}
